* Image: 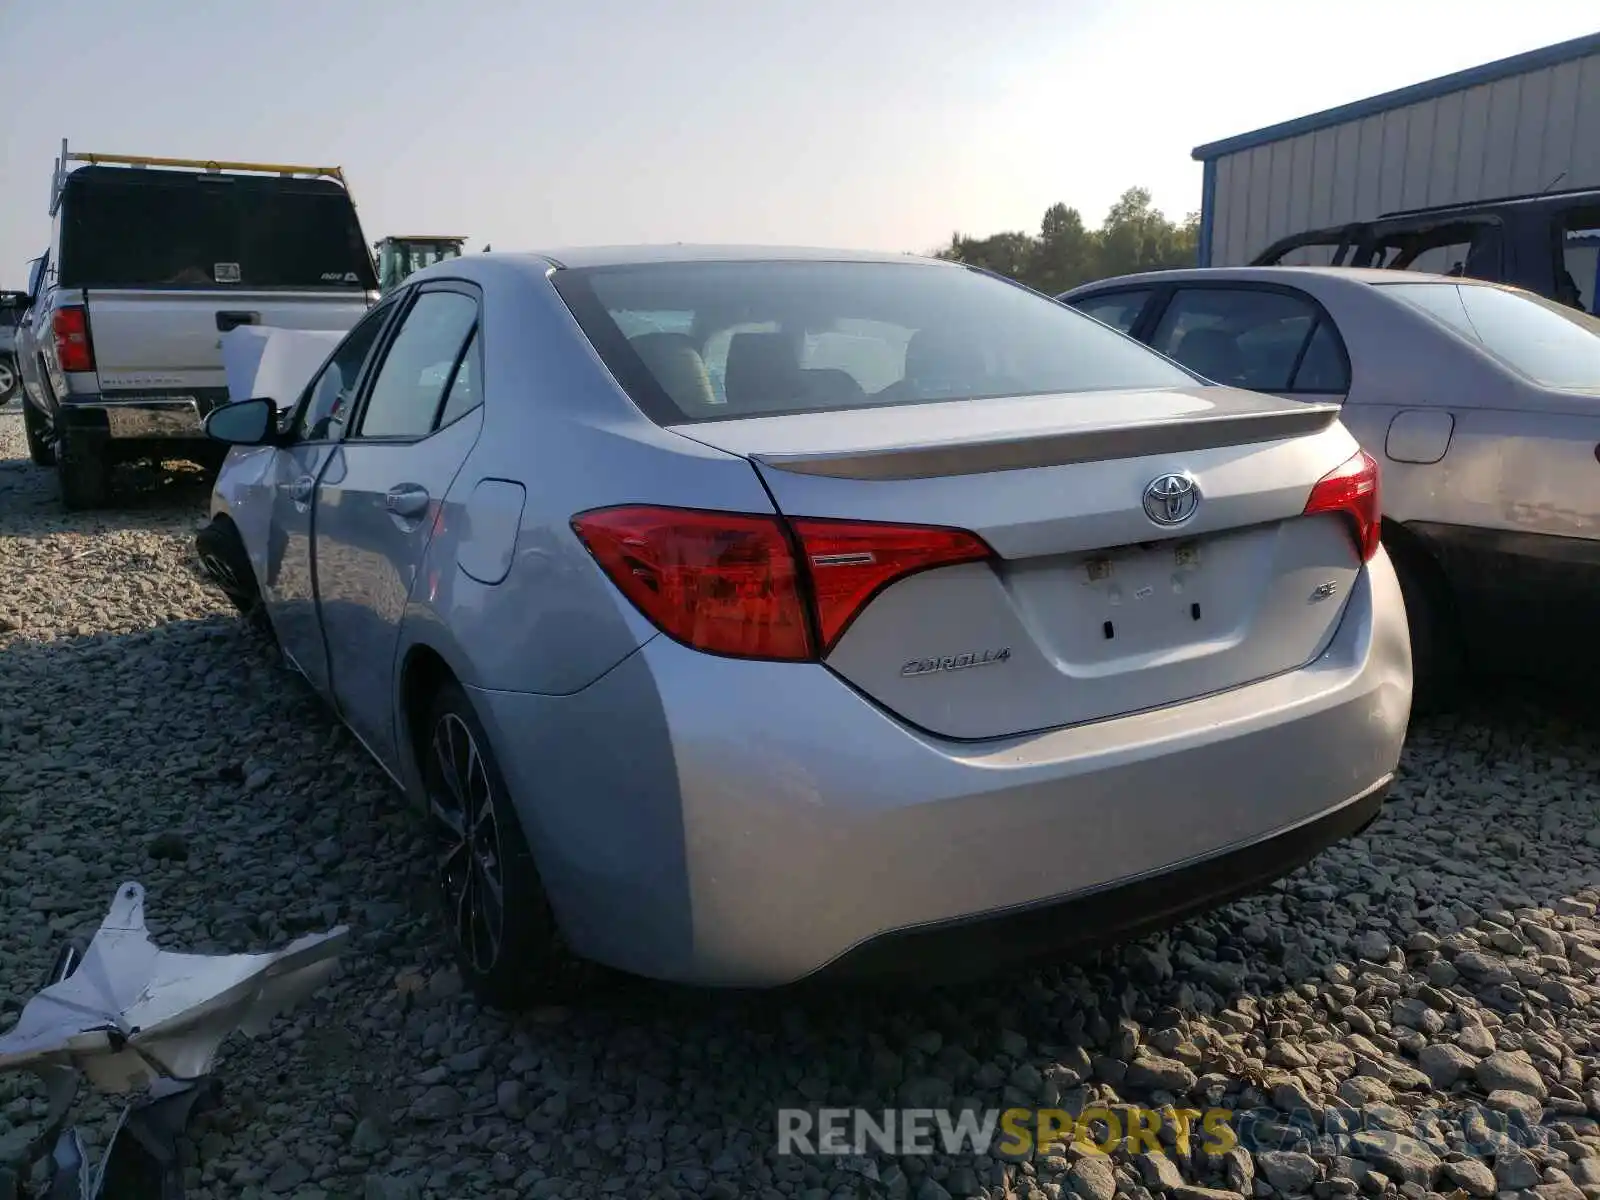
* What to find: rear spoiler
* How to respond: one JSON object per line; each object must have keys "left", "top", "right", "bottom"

{"left": 750, "top": 404, "right": 1342, "bottom": 482}
{"left": 49, "top": 138, "right": 351, "bottom": 217}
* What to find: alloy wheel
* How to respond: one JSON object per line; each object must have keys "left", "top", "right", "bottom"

{"left": 429, "top": 712, "right": 507, "bottom": 975}
{"left": 0, "top": 360, "right": 15, "bottom": 398}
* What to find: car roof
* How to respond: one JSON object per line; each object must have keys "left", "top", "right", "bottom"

{"left": 514, "top": 245, "right": 953, "bottom": 270}
{"left": 1061, "top": 265, "right": 1480, "bottom": 294}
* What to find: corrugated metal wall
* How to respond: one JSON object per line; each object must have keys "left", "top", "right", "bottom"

{"left": 1209, "top": 50, "right": 1600, "bottom": 266}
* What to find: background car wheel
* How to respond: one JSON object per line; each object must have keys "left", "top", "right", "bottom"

{"left": 196, "top": 519, "right": 273, "bottom": 637}
{"left": 22, "top": 400, "right": 56, "bottom": 467}
{"left": 423, "top": 681, "right": 564, "bottom": 1009}
{"left": 56, "top": 432, "right": 110, "bottom": 510}
{"left": 0, "top": 356, "right": 17, "bottom": 404}
{"left": 1386, "top": 530, "right": 1463, "bottom": 712}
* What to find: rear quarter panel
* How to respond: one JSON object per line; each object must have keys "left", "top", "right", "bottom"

{"left": 1304, "top": 282, "right": 1527, "bottom": 529}
{"left": 396, "top": 265, "right": 777, "bottom": 699}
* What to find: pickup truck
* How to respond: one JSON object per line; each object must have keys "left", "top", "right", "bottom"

{"left": 1250, "top": 186, "right": 1600, "bottom": 315}
{"left": 15, "top": 143, "right": 379, "bottom": 508}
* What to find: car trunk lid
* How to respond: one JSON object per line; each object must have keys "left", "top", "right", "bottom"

{"left": 671, "top": 386, "right": 1366, "bottom": 740}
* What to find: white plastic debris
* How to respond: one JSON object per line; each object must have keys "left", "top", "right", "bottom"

{"left": 221, "top": 326, "right": 345, "bottom": 409}
{"left": 0, "top": 881, "right": 347, "bottom": 1093}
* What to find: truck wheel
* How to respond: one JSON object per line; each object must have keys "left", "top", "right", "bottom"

{"left": 22, "top": 400, "right": 56, "bottom": 467}
{"left": 0, "top": 355, "right": 17, "bottom": 404}
{"left": 57, "top": 433, "right": 111, "bottom": 510}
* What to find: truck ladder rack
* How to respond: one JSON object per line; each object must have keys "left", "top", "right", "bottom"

{"left": 49, "top": 138, "right": 349, "bottom": 215}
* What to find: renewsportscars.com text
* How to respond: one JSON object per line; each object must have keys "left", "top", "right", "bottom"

{"left": 777, "top": 1103, "right": 1554, "bottom": 1158}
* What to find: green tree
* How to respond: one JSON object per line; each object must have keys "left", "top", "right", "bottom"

{"left": 934, "top": 231, "right": 1036, "bottom": 281}
{"left": 1029, "top": 203, "right": 1094, "bottom": 296}
{"left": 934, "top": 187, "right": 1197, "bottom": 293}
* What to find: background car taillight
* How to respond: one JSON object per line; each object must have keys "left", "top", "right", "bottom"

{"left": 1304, "top": 449, "right": 1381, "bottom": 561}
{"left": 571, "top": 505, "right": 994, "bottom": 661}
{"left": 52, "top": 306, "right": 95, "bottom": 373}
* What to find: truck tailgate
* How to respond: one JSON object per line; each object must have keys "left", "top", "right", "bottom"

{"left": 85, "top": 290, "right": 369, "bottom": 393}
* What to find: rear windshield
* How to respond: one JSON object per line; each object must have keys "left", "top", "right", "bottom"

{"left": 551, "top": 259, "right": 1197, "bottom": 424}
{"left": 1380, "top": 281, "right": 1600, "bottom": 391}
{"left": 58, "top": 167, "right": 377, "bottom": 291}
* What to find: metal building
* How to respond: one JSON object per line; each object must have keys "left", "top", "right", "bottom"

{"left": 1192, "top": 32, "right": 1600, "bottom": 267}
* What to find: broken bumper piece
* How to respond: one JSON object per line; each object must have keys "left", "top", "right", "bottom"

{"left": 0, "top": 881, "right": 347, "bottom": 1199}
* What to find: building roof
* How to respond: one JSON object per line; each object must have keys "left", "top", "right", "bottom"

{"left": 1192, "top": 30, "right": 1600, "bottom": 162}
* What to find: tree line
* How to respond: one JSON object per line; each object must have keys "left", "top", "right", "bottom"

{"left": 932, "top": 187, "right": 1199, "bottom": 295}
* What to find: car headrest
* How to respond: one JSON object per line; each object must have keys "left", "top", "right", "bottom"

{"left": 630, "top": 332, "right": 716, "bottom": 415}
{"left": 724, "top": 332, "right": 801, "bottom": 410}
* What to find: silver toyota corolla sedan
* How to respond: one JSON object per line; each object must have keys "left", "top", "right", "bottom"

{"left": 1060, "top": 267, "right": 1600, "bottom": 705}
{"left": 196, "top": 247, "right": 1411, "bottom": 1006}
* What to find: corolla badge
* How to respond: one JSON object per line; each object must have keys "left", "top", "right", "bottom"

{"left": 1142, "top": 472, "right": 1200, "bottom": 526}
{"left": 901, "top": 647, "right": 1011, "bottom": 678}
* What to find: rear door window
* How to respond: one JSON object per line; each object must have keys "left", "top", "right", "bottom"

{"left": 1067, "top": 290, "right": 1153, "bottom": 334}
{"left": 1381, "top": 281, "right": 1600, "bottom": 391}
{"left": 58, "top": 168, "right": 376, "bottom": 291}
{"left": 1148, "top": 287, "right": 1350, "bottom": 394}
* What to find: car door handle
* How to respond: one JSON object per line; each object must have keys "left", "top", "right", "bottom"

{"left": 289, "top": 476, "right": 314, "bottom": 504}
{"left": 385, "top": 484, "right": 430, "bottom": 519}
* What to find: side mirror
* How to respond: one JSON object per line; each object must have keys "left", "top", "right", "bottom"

{"left": 204, "top": 397, "right": 279, "bottom": 446}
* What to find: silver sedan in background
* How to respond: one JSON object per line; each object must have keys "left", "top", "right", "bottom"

{"left": 197, "top": 247, "right": 1410, "bottom": 1005}
{"left": 1062, "top": 268, "right": 1600, "bottom": 705}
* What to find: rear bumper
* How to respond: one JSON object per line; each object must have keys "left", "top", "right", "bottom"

{"left": 821, "top": 774, "right": 1388, "bottom": 981}
{"left": 468, "top": 549, "right": 1412, "bottom": 988}
{"left": 58, "top": 390, "right": 228, "bottom": 441}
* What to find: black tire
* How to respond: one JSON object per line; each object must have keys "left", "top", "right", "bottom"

{"left": 1387, "top": 533, "right": 1463, "bottom": 712}
{"left": 22, "top": 398, "right": 56, "bottom": 467}
{"left": 0, "top": 355, "right": 17, "bottom": 404}
{"left": 196, "top": 518, "right": 272, "bottom": 636}
{"left": 422, "top": 680, "right": 563, "bottom": 1009}
{"left": 56, "top": 431, "right": 110, "bottom": 510}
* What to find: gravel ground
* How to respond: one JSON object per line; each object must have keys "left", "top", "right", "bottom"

{"left": 2, "top": 407, "right": 1600, "bottom": 1200}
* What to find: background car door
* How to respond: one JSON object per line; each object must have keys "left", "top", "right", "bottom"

{"left": 1141, "top": 285, "right": 1352, "bottom": 405}
{"left": 312, "top": 284, "right": 483, "bottom": 769}
{"left": 262, "top": 303, "right": 394, "bottom": 694}
{"left": 1370, "top": 281, "right": 1600, "bottom": 683}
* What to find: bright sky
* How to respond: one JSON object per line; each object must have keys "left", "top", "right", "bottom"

{"left": 1, "top": 1, "right": 1596, "bottom": 287}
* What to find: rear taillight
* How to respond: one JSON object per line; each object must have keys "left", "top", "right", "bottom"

{"left": 1304, "top": 449, "right": 1381, "bottom": 561}
{"left": 52, "top": 306, "right": 95, "bottom": 373}
{"left": 571, "top": 505, "right": 994, "bottom": 661}
{"left": 572, "top": 507, "right": 813, "bottom": 660}
{"left": 788, "top": 517, "right": 992, "bottom": 651}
